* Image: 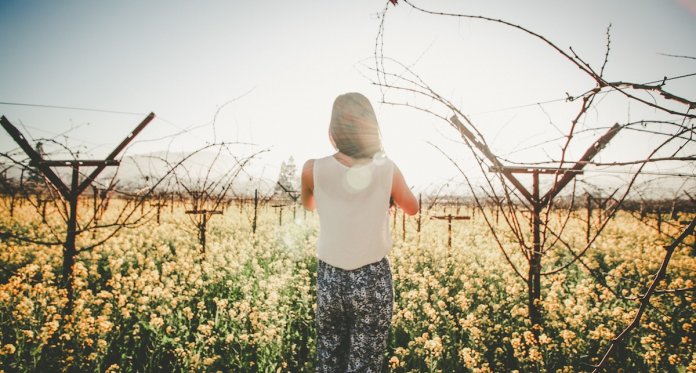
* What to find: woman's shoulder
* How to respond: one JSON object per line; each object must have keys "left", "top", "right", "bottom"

{"left": 305, "top": 155, "right": 335, "bottom": 164}
{"left": 302, "top": 159, "right": 316, "bottom": 174}
{"left": 301, "top": 159, "right": 315, "bottom": 188}
{"left": 378, "top": 154, "right": 396, "bottom": 170}
{"left": 303, "top": 155, "right": 332, "bottom": 169}
{"left": 302, "top": 156, "right": 334, "bottom": 175}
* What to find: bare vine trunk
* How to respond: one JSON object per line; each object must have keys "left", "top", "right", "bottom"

{"left": 529, "top": 171, "right": 543, "bottom": 330}
{"left": 62, "top": 165, "right": 79, "bottom": 314}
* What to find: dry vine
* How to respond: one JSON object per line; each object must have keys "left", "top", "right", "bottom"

{"left": 374, "top": 0, "right": 695, "bottom": 368}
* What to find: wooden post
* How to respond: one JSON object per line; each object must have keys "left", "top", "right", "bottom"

{"left": 17, "top": 170, "right": 25, "bottom": 209}
{"left": 657, "top": 209, "right": 662, "bottom": 235}
{"left": 447, "top": 214, "right": 452, "bottom": 248}
{"left": 430, "top": 214, "right": 471, "bottom": 249}
{"left": 92, "top": 186, "right": 99, "bottom": 219}
{"left": 272, "top": 204, "right": 285, "bottom": 226}
{"left": 9, "top": 189, "right": 16, "bottom": 218}
{"left": 64, "top": 164, "right": 79, "bottom": 311}
{"left": 153, "top": 201, "right": 166, "bottom": 224}
{"left": 185, "top": 209, "right": 222, "bottom": 253}
{"left": 402, "top": 209, "right": 406, "bottom": 241}
{"left": 640, "top": 200, "right": 646, "bottom": 220}
{"left": 36, "top": 194, "right": 54, "bottom": 224}
{"left": 9, "top": 169, "right": 24, "bottom": 218}
{"left": 252, "top": 189, "right": 258, "bottom": 234}
{"left": 530, "top": 170, "right": 542, "bottom": 330}
{"left": 92, "top": 186, "right": 98, "bottom": 239}
{"left": 202, "top": 213, "right": 207, "bottom": 250}
{"left": 41, "top": 199, "right": 48, "bottom": 223}
{"left": 586, "top": 193, "right": 592, "bottom": 244}
{"left": 417, "top": 193, "right": 422, "bottom": 235}
{"left": 670, "top": 200, "right": 678, "bottom": 221}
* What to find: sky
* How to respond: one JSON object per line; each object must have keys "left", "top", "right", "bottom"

{"left": 1, "top": 0, "right": 695, "bottom": 197}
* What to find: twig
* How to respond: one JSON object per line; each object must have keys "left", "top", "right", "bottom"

{"left": 590, "top": 218, "right": 696, "bottom": 371}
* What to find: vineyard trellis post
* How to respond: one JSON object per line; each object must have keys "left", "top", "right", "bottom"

{"left": 417, "top": 193, "right": 422, "bottom": 234}
{"left": 185, "top": 209, "right": 222, "bottom": 254}
{"left": 252, "top": 189, "right": 258, "bottom": 233}
{"left": 491, "top": 166, "right": 585, "bottom": 329}
{"left": 452, "top": 115, "right": 621, "bottom": 330}
{"left": 1, "top": 113, "right": 155, "bottom": 312}
{"left": 275, "top": 180, "right": 300, "bottom": 225}
{"left": 670, "top": 200, "right": 679, "bottom": 221}
{"left": 585, "top": 194, "right": 609, "bottom": 243}
{"left": 430, "top": 214, "right": 471, "bottom": 249}
{"left": 37, "top": 194, "right": 54, "bottom": 224}
{"left": 90, "top": 185, "right": 114, "bottom": 237}
{"left": 91, "top": 186, "right": 99, "bottom": 222}
{"left": 586, "top": 193, "right": 592, "bottom": 244}
{"left": 170, "top": 142, "right": 264, "bottom": 253}
{"left": 5, "top": 169, "right": 23, "bottom": 218}
{"left": 272, "top": 204, "right": 285, "bottom": 226}
{"left": 152, "top": 197, "right": 166, "bottom": 225}
{"left": 657, "top": 209, "right": 663, "bottom": 235}
{"left": 402, "top": 208, "right": 407, "bottom": 241}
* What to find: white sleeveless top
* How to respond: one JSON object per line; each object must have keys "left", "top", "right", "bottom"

{"left": 313, "top": 155, "right": 394, "bottom": 270}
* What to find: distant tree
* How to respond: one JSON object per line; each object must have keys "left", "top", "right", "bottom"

{"left": 274, "top": 156, "right": 299, "bottom": 201}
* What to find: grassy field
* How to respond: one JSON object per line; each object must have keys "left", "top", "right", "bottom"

{"left": 1, "top": 201, "right": 694, "bottom": 372}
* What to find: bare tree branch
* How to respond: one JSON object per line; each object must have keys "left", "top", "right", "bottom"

{"left": 591, "top": 218, "right": 696, "bottom": 371}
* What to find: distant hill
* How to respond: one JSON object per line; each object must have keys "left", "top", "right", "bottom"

{"left": 109, "top": 151, "right": 277, "bottom": 196}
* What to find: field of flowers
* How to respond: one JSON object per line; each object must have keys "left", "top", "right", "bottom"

{"left": 0, "top": 200, "right": 695, "bottom": 372}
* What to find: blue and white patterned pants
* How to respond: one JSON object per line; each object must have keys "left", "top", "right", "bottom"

{"left": 316, "top": 257, "right": 393, "bottom": 373}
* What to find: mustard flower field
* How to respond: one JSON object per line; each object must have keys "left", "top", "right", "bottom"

{"left": 1, "top": 202, "right": 695, "bottom": 372}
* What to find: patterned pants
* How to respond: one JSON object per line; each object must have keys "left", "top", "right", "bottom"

{"left": 316, "top": 257, "right": 393, "bottom": 373}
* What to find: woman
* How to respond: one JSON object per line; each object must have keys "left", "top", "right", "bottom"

{"left": 301, "top": 92, "right": 419, "bottom": 372}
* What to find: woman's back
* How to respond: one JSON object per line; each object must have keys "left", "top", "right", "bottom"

{"left": 313, "top": 155, "right": 394, "bottom": 270}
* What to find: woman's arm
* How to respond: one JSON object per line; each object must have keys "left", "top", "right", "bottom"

{"left": 391, "top": 164, "right": 419, "bottom": 216}
{"left": 301, "top": 159, "right": 315, "bottom": 211}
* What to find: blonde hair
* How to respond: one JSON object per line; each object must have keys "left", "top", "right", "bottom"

{"left": 329, "top": 92, "right": 383, "bottom": 159}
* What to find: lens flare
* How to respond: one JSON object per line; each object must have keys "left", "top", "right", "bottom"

{"left": 373, "top": 151, "right": 387, "bottom": 166}
{"left": 344, "top": 165, "right": 373, "bottom": 192}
